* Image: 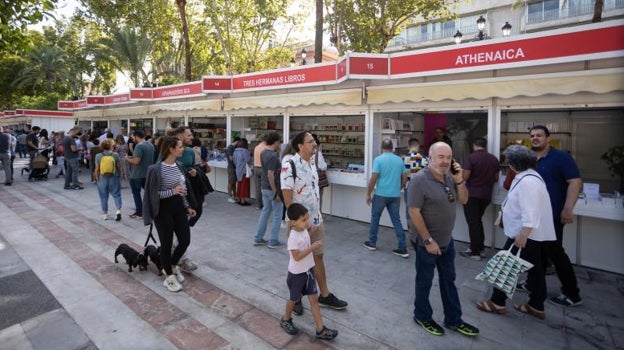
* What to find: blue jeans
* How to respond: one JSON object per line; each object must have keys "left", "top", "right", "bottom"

{"left": 253, "top": 189, "right": 284, "bottom": 245}
{"left": 368, "top": 195, "right": 406, "bottom": 249}
{"left": 413, "top": 240, "right": 463, "bottom": 327}
{"left": 130, "top": 177, "right": 146, "bottom": 216}
{"left": 97, "top": 175, "right": 122, "bottom": 213}
{"left": 64, "top": 157, "right": 80, "bottom": 187}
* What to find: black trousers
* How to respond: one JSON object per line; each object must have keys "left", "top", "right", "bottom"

{"left": 491, "top": 238, "right": 547, "bottom": 311}
{"left": 154, "top": 196, "right": 191, "bottom": 275}
{"left": 543, "top": 221, "right": 580, "bottom": 299}
{"left": 463, "top": 197, "right": 491, "bottom": 253}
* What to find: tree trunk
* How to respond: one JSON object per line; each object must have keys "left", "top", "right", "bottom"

{"left": 176, "top": 0, "right": 192, "bottom": 81}
{"left": 592, "top": 0, "right": 603, "bottom": 23}
{"left": 314, "top": 0, "right": 323, "bottom": 63}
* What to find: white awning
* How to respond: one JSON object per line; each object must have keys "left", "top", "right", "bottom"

{"left": 367, "top": 68, "right": 624, "bottom": 104}
{"left": 148, "top": 99, "right": 221, "bottom": 112}
{"left": 74, "top": 109, "right": 103, "bottom": 119}
{"left": 102, "top": 105, "right": 148, "bottom": 117}
{"left": 224, "top": 89, "right": 362, "bottom": 110}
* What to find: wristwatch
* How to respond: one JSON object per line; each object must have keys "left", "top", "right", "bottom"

{"left": 423, "top": 237, "right": 434, "bottom": 245}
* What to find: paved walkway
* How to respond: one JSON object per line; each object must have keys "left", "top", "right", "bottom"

{"left": 0, "top": 160, "right": 623, "bottom": 350}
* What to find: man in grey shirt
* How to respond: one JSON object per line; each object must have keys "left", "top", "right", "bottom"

{"left": 407, "top": 142, "right": 478, "bottom": 338}
{"left": 126, "top": 130, "right": 154, "bottom": 219}
{"left": 252, "top": 132, "right": 283, "bottom": 247}
{"left": 62, "top": 127, "right": 83, "bottom": 190}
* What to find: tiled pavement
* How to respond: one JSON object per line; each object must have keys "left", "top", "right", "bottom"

{"left": 0, "top": 162, "right": 623, "bottom": 350}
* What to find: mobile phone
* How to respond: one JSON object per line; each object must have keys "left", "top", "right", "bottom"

{"left": 450, "top": 159, "right": 458, "bottom": 175}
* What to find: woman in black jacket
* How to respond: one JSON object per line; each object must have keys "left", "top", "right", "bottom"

{"left": 143, "top": 136, "right": 196, "bottom": 292}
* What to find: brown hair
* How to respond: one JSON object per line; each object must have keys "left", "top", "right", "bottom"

{"left": 159, "top": 136, "right": 180, "bottom": 160}
{"left": 100, "top": 138, "right": 114, "bottom": 151}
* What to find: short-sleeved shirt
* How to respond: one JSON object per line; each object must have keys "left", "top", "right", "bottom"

{"left": 287, "top": 229, "right": 315, "bottom": 274}
{"left": 403, "top": 151, "right": 427, "bottom": 189}
{"left": 260, "top": 148, "right": 280, "bottom": 190}
{"left": 130, "top": 141, "right": 155, "bottom": 179}
{"left": 177, "top": 146, "right": 195, "bottom": 173}
{"left": 95, "top": 151, "right": 121, "bottom": 176}
{"left": 62, "top": 136, "right": 79, "bottom": 159}
{"left": 26, "top": 133, "right": 38, "bottom": 151}
{"left": 464, "top": 150, "right": 500, "bottom": 200}
{"left": 502, "top": 170, "right": 555, "bottom": 242}
{"left": 372, "top": 152, "right": 405, "bottom": 198}
{"left": 407, "top": 167, "right": 457, "bottom": 247}
{"left": 536, "top": 147, "right": 581, "bottom": 221}
{"left": 281, "top": 153, "right": 322, "bottom": 227}
{"left": 226, "top": 144, "right": 236, "bottom": 169}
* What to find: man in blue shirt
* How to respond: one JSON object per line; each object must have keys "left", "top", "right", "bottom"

{"left": 530, "top": 125, "right": 583, "bottom": 307}
{"left": 365, "top": 139, "right": 408, "bottom": 258}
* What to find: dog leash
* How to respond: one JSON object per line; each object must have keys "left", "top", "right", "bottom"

{"left": 144, "top": 223, "right": 159, "bottom": 247}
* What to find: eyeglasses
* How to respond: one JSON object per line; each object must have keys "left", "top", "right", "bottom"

{"left": 443, "top": 186, "right": 455, "bottom": 202}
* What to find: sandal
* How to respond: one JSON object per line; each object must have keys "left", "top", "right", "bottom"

{"left": 476, "top": 300, "right": 506, "bottom": 315}
{"left": 514, "top": 303, "right": 545, "bottom": 320}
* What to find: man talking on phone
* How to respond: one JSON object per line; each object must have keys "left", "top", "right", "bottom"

{"left": 407, "top": 142, "right": 479, "bottom": 338}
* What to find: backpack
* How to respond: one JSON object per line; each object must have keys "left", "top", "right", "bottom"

{"left": 99, "top": 153, "right": 116, "bottom": 175}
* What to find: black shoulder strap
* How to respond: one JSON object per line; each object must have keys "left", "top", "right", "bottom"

{"left": 289, "top": 159, "right": 297, "bottom": 181}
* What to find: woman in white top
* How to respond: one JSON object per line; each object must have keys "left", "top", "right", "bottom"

{"left": 476, "top": 145, "right": 556, "bottom": 320}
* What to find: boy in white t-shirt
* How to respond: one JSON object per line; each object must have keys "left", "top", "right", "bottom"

{"left": 280, "top": 203, "right": 338, "bottom": 340}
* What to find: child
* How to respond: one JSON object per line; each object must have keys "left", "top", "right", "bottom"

{"left": 280, "top": 203, "right": 338, "bottom": 340}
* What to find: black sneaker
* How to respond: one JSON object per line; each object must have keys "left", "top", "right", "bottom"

{"left": 280, "top": 317, "right": 299, "bottom": 335}
{"left": 318, "top": 293, "right": 348, "bottom": 310}
{"left": 253, "top": 239, "right": 268, "bottom": 246}
{"left": 459, "top": 249, "right": 483, "bottom": 261}
{"left": 315, "top": 326, "right": 338, "bottom": 340}
{"left": 549, "top": 294, "right": 583, "bottom": 307}
{"left": 413, "top": 317, "right": 444, "bottom": 336}
{"left": 72, "top": 185, "right": 84, "bottom": 190}
{"left": 446, "top": 322, "right": 479, "bottom": 337}
{"left": 363, "top": 241, "right": 377, "bottom": 251}
{"left": 293, "top": 300, "right": 304, "bottom": 316}
{"left": 392, "top": 248, "right": 409, "bottom": 258}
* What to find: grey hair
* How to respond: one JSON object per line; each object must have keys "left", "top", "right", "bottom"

{"left": 503, "top": 145, "right": 536, "bottom": 172}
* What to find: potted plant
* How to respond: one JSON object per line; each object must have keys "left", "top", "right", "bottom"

{"left": 601, "top": 145, "right": 624, "bottom": 193}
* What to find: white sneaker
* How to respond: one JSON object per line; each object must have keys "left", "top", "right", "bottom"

{"left": 179, "top": 257, "right": 198, "bottom": 272}
{"left": 101, "top": 214, "right": 108, "bottom": 220}
{"left": 227, "top": 197, "right": 236, "bottom": 203}
{"left": 163, "top": 275, "right": 182, "bottom": 292}
{"left": 173, "top": 265, "right": 185, "bottom": 283}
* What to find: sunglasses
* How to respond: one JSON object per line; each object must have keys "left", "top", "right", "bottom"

{"left": 443, "top": 186, "right": 455, "bottom": 203}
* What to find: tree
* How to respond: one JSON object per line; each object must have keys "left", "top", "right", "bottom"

{"left": 203, "top": 0, "right": 294, "bottom": 73}
{"left": 314, "top": 0, "right": 323, "bottom": 63}
{"left": 174, "top": 0, "right": 192, "bottom": 81}
{"left": 97, "top": 27, "right": 154, "bottom": 88}
{"left": 326, "top": 0, "right": 459, "bottom": 53}
{"left": 592, "top": 0, "right": 604, "bottom": 22}
{"left": 12, "top": 46, "right": 72, "bottom": 93}
{"left": 0, "top": 0, "right": 56, "bottom": 52}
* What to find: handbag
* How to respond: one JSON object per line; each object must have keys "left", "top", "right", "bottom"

{"left": 245, "top": 164, "right": 253, "bottom": 178}
{"left": 476, "top": 246, "right": 534, "bottom": 299}
{"left": 315, "top": 150, "right": 329, "bottom": 189}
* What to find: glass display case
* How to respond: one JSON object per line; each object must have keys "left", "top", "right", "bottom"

{"left": 190, "top": 117, "right": 227, "bottom": 151}
{"left": 290, "top": 115, "right": 365, "bottom": 172}
{"left": 377, "top": 112, "right": 424, "bottom": 155}
{"left": 231, "top": 115, "right": 284, "bottom": 151}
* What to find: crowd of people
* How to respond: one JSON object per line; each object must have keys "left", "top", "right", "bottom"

{"left": 0, "top": 123, "right": 585, "bottom": 342}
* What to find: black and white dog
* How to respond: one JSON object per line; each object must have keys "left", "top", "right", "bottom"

{"left": 114, "top": 243, "right": 148, "bottom": 272}
{"left": 144, "top": 245, "right": 163, "bottom": 275}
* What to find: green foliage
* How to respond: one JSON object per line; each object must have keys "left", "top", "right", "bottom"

{"left": 327, "top": 0, "right": 459, "bottom": 53}
{"left": 97, "top": 27, "right": 154, "bottom": 87}
{"left": 0, "top": 54, "right": 28, "bottom": 109}
{"left": 13, "top": 91, "right": 66, "bottom": 110}
{"left": 12, "top": 45, "right": 71, "bottom": 94}
{"left": 0, "top": 0, "right": 56, "bottom": 52}
{"left": 601, "top": 146, "right": 624, "bottom": 178}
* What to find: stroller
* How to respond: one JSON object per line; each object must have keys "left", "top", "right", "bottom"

{"left": 22, "top": 149, "right": 50, "bottom": 181}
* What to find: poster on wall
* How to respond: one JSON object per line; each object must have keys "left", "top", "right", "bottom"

{"left": 424, "top": 113, "right": 488, "bottom": 163}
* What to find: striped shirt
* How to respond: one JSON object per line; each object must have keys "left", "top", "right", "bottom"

{"left": 158, "top": 162, "right": 189, "bottom": 207}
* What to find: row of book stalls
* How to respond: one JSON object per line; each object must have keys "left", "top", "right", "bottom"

{"left": 2, "top": 21, "right": 623, "bottom": 274}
